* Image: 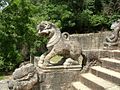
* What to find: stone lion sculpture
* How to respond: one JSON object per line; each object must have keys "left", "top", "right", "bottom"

{"left": 37, "top": 21, "right": 83, "bottom": 67}
{"left": 104, "top": 19, "right": 120, "bottom": 47}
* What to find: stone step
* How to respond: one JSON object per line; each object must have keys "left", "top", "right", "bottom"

{"left": 91, "top": 66, "right": 120, "bottom": 85}
{"left": 100, "top": 58, "right": 120, "bottom": 72}
{"left": 83, "top": 49, "right": 120, "bottom": 59}
{"left": 71, "top": 81, "right": 91, "bottom": 90}
{"left": 80, "top": 73, "right": 120, "bottom": 90}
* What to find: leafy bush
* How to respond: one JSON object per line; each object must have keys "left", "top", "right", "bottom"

{"left": 0, "top": 0, "right": 120, "bottom": 72}
{"left": 90, "top": 15, "right": 107, "bottom": 26}
{"left": 0, "top": 0, "right": 37, "bottom": 72}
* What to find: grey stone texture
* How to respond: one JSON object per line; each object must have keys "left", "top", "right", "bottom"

{"left": 33, "top": 66, "right": 82, "bottom": 90}
{"left": 0, "top": 80, "right": 9, "bottom": 90}
{"left": 90, "top": 66, "right": 120, "bottom": 85}
{"left": 8, "top": 63, "right": 38, "bottom": 90}
{"left": 1, "top": 31, "right": 120, "bottom": 90}
{"left": 72, "top": 57, "right": 120, "bottom": 90}
{"left": 83, "top": 49, "right": 120, "bottom": 60}
{"left": 70, "top": 31, "right": 111, "bottom": 50}
{"left": 104, "top": 19, "right": 120, "bottom": 47}
{"left": 37, "top": 21, "right": 83, "bottom": 67}
{"left": 71, "top": 82, "right": 91, "bottom": 90}
{"left": 100, "top": 58, "right": 120, "bottom": 73}
{"left": 13, "top": 64, "right": 35, "bottom": 80}
{"left": 80, "top": 73, "right": 120, "bottom": 90}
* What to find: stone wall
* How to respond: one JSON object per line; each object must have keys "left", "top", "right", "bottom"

{"left": 70, "top": 31, "right": 111, "bottom": 50}
{"left": 33, "top": 66, "right": 82, "bottom": 90}
{"left": 70, "top": 31, "right": 120, "bottom": 59}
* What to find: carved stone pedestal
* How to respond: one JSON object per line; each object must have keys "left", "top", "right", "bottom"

{"left": 33, "top": 65, "right": 82, "bottom": 90}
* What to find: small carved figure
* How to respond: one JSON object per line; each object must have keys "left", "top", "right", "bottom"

{"left": 104, "top": 19, "right": 120, "bottom": 47}
{"left": 37, "top": 21, "right": 83, "bottom": 67}
{"left": 8, "top": 64, "right": 38, "bottom": 90}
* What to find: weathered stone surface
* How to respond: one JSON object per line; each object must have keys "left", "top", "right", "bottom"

{"left": 2, "top": 30, "right": 120, "bottom": 90}
{"left": 111, "top": 50, "right": 120, "bottom": 59}
{"left": 104, "top": 19, "right": 120, "bottom": 48}
{"left": 80, "top": 73, "right": 120, "bottom": 90}
{"left": 37, "top": 21, "right": 83, "bottom": 67}
{"left": 72, "top": 82, "right": 91, "bottom": 90}
{"left": 70, "top": 31, "right": 111, "bottom": 50}
{"left": 0, "top": 80, "right": 9, "bottom": 90}
{"left": 76, "top": 56, "right": 120, "bottom": 90}
{"left": 13, "top": 64, "right": 35, "bottom": 80}
{"left": 8, "top": 63, "right": 38, "bottom": 90}
{"left": 32, "top": 66, "right": 81, "bottom": 90}
{"left": 82, "top": 49, "right": 120, "bottom": 59}
{"left": 90, "top": 66, "right": 120, "bottom": 85}
{"left": 33, "top": 56, "right": 40, "bottom": 67}
{"left": 100, "top": 58, "right": 120, "bottom": 72}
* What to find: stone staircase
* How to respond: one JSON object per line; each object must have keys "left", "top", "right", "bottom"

{"left": 72, "top": 57, "right": 120, "bottom": 90}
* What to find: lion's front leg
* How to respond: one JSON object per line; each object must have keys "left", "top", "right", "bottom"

{"left": 43, "top": 49, "right": 57, "bottom": 66}
{"left": 38, "top": 52, "right": 48, "bottom": 67}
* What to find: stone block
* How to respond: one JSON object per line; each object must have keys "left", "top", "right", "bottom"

{"left": 100, "top": 58, "right": 120, "bottom": 72}
{"left": 99, "top": 50, "right": 110, "bottom": 58}
{"left": 13, "top": 63, "right": 35, "bottom": 80}
{"left": 90, "top": 66, "right": 120, "bottom": 85}
{"left": 34, "top": 66, "right": 81, "bottom": 90}
{"left": 70, "top": 31, "right": 111, "bottom": 50}
{"left": 112, "top": 50, "right": 120, "bottom": 59}
{"left": 80, "top": 73, "right": 118, "bottom": 90}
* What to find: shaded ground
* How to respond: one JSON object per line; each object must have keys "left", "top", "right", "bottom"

{"left": 0, "top": 73, "right": 12, "bottom": 90}
{"left": 0, "top": 72, "right": 12, "bottom": 80}
{"left": 0, "top": 75, "right": 12, "bottom": 80}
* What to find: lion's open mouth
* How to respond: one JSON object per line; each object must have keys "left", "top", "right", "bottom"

{"left": 40, "top": 31, "right": 50, "bottom": 37}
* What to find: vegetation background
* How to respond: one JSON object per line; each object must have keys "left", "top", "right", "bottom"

{"left": 0, "top": 0, "right": 120, "bottom": 73}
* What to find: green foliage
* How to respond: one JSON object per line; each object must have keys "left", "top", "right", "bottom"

{"left": 90, "top": 15, "right": 107, "bottom": 26}
{"left": 0, "top": 75, "right": 4, "bottom": 80}
{"left": 32, "top": 2, "right": 75, "bottom": 29}
{"left": 0, "top": 0, "right": 119, "bottom": 72}
{"left": 0, "top": 0, "right": 39, "bottom": 72}
{"left": 108, "top": 14, "right": 120, "bottom": 25}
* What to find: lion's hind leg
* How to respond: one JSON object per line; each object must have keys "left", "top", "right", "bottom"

{"left": 63, "top": 58, "right": 78, "bottom": 66}
{"left": 78, "top": 55, "right": 83, "bottom": 67}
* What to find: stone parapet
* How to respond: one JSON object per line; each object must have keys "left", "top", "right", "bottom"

{"left": 82, "top": 49, "right": 120, "bottom": 60}
{"left": 70, "top": 31, "right": 112, "bottom": 50}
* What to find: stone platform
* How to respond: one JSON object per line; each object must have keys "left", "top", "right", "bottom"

{"left": 33, "top": 65, "right": 82, "bottom": 90}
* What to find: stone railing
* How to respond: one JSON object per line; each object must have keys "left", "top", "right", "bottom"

{"left": 70, "top": 31, "right": 111, "bottom": 50}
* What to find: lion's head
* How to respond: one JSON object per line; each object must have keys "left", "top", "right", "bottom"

{"left": 37, "top": 21, "right": 57, "bottom": 38}
{"left": 37, "top": 21, "right": 62, "bottom": 48}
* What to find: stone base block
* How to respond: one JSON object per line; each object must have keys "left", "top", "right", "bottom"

{"left": 32, "top": 65, "right": 82, "bottom": 90}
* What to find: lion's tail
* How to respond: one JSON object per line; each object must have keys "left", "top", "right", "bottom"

{"left": 62, "top": 32, "right": 70, "bottom": 40}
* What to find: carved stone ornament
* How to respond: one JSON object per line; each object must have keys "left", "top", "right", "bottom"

{"left": 37, "top": 21, "right": 83, "bottom": 67}
{"left": 104, "top": 19, "right": 120, "bottom": 47}
{"left": 8, "top": 64, "right": 38, "bottom": 90}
